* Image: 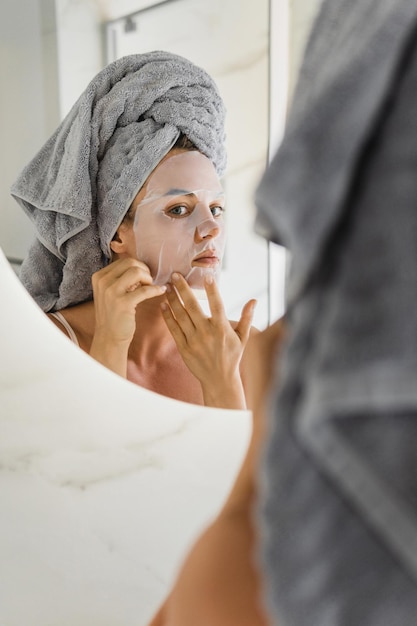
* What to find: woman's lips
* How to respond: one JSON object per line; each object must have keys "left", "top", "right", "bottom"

{"left": 192, "top": 251, "right": 220, "bottom": 267}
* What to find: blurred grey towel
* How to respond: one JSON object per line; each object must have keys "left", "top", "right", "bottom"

{"left": 255, "top": 0, "right": 417, "bottom": 624}
{"left": 11, "top": 51, "right": 226, "bottom": 311}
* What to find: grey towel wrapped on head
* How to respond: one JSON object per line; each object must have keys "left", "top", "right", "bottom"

{"left": 11, "top": 50, "right": 226, "bottom": 312}
{"left": 255, "top": 0, "right": 417, "bottom": 624}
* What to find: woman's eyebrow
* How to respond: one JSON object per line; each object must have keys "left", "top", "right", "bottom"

{"left": 163, "top": 188, "right": 190, "bottom": 196}
{"left": 162, "top": 188, "right": 224, "bottom": 196}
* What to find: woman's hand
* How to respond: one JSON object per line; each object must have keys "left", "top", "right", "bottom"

{"left": 160, "top": 272, "right": 256, "bottom": 408}
{"left": 90, "top": 258, "right": 166, "bottom": 375}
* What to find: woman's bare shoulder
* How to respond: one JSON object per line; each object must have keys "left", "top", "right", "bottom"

{"left": 47, "top": 301, "right": 94, "bottom": 347}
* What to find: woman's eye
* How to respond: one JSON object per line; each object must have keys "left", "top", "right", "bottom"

{"left": 210, "top": 205, "right": 225, "bottom": 218}
{"left": 167, "top": 205, "right": 189, "bottom": 217}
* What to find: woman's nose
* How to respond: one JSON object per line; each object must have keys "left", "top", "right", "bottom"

{"left": 194, "top": 217, "right": 220, "bottom": 242}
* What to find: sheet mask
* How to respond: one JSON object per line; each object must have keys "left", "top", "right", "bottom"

{"left": 132, "top": 151, "right": 226, "bottom": 293}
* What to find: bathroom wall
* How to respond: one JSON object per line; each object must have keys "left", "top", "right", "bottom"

{"left": 0, "top": 0, "right": 60, "bottom": 264}
{"left": 266, "top": 0, "right": 322, "bottom": 318}
{"left": 0, "top": 0, "right": 165, "bottom": 266}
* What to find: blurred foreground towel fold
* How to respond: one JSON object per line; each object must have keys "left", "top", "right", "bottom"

{"left": 11, "top": 51, "right": 226, "bottom": 312}
{"left": 255, "top": 0, "right": 417, "bottom": 624}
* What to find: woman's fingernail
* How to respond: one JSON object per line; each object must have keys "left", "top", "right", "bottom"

{"left": 160, "top": 285, "right": 167, "bottom": 292}
{"left": 205, "top": 274, "right": 214, "bottom": 285}
{"left": 172, "top": 272, "right": 180, "bottom": 282}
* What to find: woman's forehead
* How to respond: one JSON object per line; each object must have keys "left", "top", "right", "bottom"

{"left": 145, "top": 150, "right": 222, "bottom": 193}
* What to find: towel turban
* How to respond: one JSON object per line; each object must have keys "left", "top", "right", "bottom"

{"left": 11, "top": 50, "right": 227, "bottom": 311}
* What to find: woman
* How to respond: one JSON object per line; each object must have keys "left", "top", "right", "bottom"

{"left": 11, "top": 51, "right": 256, "bottom": 408}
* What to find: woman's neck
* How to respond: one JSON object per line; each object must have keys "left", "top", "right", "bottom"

{"left": 127, "top": 294, "right": 176, "bottom": 364}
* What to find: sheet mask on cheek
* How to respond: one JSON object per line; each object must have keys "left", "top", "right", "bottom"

{"left": 132, "top": 151, "right": 226, "bottom": 293}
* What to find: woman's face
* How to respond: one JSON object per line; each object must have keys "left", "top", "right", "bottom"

{"left": 130, "top": 150, "right": 226, "bottom": 288}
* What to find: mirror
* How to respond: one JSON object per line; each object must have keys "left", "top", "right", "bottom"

{"left": 0, "top": 0, "right": 318, "bottom": 622}
{"left": 0, "top": 0, "right": 274, "bottom": 622}
{"left": 1, "top": 0, "right": 272, "bottom": 328}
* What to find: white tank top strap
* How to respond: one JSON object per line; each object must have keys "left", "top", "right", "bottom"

{"left": 49, "top": 311, "right": 80, "bottom": 347}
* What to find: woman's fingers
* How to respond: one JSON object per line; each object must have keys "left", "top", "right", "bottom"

{"left": 234, "top": 299, "right": 257, "bottom": 344}
{"left": 160, "top": 301, "right": 188, "bottom": 351}
{"left": 94, "top": 257, "right": 151, "bottom": 283}
{"left": 91, "top": 257, "right": 167, "bottom": 347}
{"left": 116, "top": 267, "right": 157, "bottom": 295}
{"left": 167, "top": 273, "right": 205, "bottom": 328}
{"left": 125, "top": 283, "right": 167, "bottom": 304}
{"left": 166, "top": 272, "right": 227, "bottom": 329}
{"left": 93, "top": 257, "right": 166, "bottom": 305}
{"left": 204, "top": 275, "right": 227, "bottom": 323}
{"left": 93, "top": 259, "right": 152, "bottom": 291}
{"left": 165, "top": 274, "right": 255, "bottom": 351}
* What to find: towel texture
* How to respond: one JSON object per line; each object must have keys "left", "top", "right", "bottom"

{"left": 255, "top": 1, "right": 417, "bottom": 624}
{"left": 11, "top": 51, "right": 226, "bottom": 311}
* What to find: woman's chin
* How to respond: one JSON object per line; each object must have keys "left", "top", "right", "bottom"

{"left": 186, "top": 266, "right": 219, "bottom": 288}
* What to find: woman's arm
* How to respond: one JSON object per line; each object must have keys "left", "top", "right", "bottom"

{"left": 149, "top": 509, "right": 268, "bottom": 626}
{"left": 147, "top": 318, "right": 286, "bottom": 626}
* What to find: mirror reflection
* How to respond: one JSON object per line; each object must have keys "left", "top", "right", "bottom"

{"left": 1, "top": 0, "right": 272, "bottom": 406}
{"left": 0, "top": 2, "right": 325, "bottom": 625}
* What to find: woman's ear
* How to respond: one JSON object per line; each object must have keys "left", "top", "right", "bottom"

{"left": 110, "top": 234, "right": 122, "bottom": 255}
{"left": 110, "top": 206, "right": 136, "bottom": 256}
{"left": 110, "top": 225, "right": 129, "bottom": 255}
